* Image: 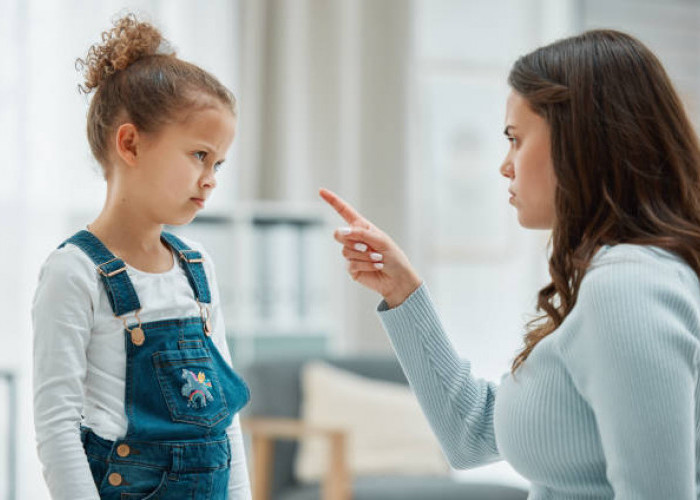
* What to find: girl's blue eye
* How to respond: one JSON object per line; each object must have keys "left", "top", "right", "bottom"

{"left": 194, "top": 151, "right": 224, "bottom": 172}
{"left": 507, "top": 136, "right": 517, "bottom": 146}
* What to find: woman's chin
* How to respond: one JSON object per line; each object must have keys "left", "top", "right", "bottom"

{"left": 517, "top": 212, "right": 553, "bottom": 230}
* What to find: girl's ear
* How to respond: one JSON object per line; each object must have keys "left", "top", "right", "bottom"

{"left": 114, "top": 123, "right": 141, "bottom": 167}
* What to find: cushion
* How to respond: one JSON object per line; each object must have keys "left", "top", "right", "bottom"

{"left": 294, "top": 361, "right": 450, "bottom": 482}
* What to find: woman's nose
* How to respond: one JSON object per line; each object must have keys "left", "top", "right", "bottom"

{"left": 500, "top": 159, "right": 514, "bottom": 178}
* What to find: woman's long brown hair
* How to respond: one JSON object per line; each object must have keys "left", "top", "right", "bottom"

{"left": 508, "top": 29, "right": 700, "bottom": 375}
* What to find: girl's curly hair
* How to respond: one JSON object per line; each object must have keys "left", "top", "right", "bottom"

{"left": 75, "top": 13, "right": 237, "bottom": 178}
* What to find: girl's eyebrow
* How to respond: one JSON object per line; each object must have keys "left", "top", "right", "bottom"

{"left": 193, "top": 141, "right": 216, "bottom": 151}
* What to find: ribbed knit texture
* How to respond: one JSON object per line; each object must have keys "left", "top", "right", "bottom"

{"left": 377, "top": 244, "right": 700, "bottom": 499}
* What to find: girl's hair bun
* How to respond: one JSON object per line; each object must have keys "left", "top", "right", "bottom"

{"left": 76, "top": 13, "right": 175, "bottom": 94}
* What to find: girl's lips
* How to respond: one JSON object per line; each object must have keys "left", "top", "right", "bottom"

{"left": 191, "top": 198, "right": 204, "bottom": 208}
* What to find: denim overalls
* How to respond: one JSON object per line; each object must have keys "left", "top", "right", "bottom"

{"left": 58, "top": 229, "right": 250, "bottom": 499}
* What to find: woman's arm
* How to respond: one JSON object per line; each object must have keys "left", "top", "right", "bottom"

{"left": 31, "top": 249, "right": 101, "bottom": 500}
{"left": 378, "top": 283, "right": 502, "bottom": 468}
{"left": 319, "top": 188, "right": 502, "bottom": 468}
{"left": 562, "top": 253, "right": 700, "bottom": 499}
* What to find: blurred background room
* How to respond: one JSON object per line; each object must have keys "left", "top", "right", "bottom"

{"left": 1, "top": 0, "right": 699, "bottom": 498}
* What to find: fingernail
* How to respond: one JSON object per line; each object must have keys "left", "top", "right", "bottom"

{"left": 338, "top": 227, "right": 352, "bottom": 235}
{"left": 373, "top": 262, "right": 384, "bottom": 270}
{"left": 354, "top": 243, "right": 368, "bottom": 252}
{"left": 370, "top": 252, "right": 383, "bottom": 261}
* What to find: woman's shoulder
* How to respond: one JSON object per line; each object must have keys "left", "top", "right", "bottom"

{"left": 591, "top": 243, "right": 686, "bottom": 267}
{"left": 590, "top": 243, "right": 695, "bottom": 277}
{"left": 557, "top": 244, "right": 700, "bottom": 365}
{"left": 582, "top": 243, "right": 700, "bottom": 300}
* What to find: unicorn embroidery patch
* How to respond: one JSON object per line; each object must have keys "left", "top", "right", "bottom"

{"left": 180, "top": 369, "right": 214, "bottom": 409}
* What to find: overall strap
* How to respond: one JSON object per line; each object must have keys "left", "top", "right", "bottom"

{"left": 160, "top": 231, "right": 212, "bottom": 304}
{"left": 58, "top": 230, "right": 141, "bottom": 317}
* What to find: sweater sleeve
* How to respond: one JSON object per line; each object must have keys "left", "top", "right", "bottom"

{"left": 202, "top": 245, "right": 252, "bottom": 500}
{"left": 31, "top": 249, "right": 101, "bottom": 500}
{"left": 376, "top": 283, "right": 502, "bottom": 469}
{"left": 562, "top": 256, "right": 700, "bottom": 499}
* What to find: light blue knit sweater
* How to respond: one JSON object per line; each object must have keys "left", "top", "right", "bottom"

{"left": 377, "top": 244, "right": 700, "bottom": 499}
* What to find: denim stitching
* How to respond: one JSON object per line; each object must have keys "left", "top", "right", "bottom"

{"left": 179, "top": 340, "right": 203, "bottom": 350}
{"left": 120, "top": 470, "right": 168, "bottom": 499}
{"left": 102, "top": 275, "right": 124, "bottom": 315}
{"left": 129, "top": 317, "right": 202, "bottom": 333}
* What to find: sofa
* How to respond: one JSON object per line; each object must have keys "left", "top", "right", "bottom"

{"left": 240, "top": 355, "right": 530, "bottom": 500}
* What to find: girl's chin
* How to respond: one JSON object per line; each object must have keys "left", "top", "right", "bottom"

{"left": 162, "top": 212, "right": 198, "bottom": 227}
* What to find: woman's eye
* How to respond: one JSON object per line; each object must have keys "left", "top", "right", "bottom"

{"left": 194, "top": 151, "right": 207, "bottom": 161}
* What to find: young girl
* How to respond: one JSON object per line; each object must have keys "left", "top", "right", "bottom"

{"left": 321, "top": 29, "right": 700, "bottom": 498}
{"left": 31, "top": 14, "right": 251, "bottom": 499}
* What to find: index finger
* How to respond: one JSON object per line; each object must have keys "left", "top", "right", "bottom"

{"left": 319, "top": 188, "right": 367, "bottom": 226}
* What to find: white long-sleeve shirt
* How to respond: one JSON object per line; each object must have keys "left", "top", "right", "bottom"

{"left": 31, "top": 233, "right": 251, "bottom": 500}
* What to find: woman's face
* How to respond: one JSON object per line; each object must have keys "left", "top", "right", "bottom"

{"left": 499, "top": 90, "right": 557, "bottom": 229}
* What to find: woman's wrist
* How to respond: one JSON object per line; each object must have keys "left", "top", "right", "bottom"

{"left": 383, "top": 276, "right": 422, "bottom": 309}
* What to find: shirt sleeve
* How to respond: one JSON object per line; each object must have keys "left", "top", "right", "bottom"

{"left": 203, "top": 246, "right": 252, "bottom": 500}
{"left": 562, "top": 256, "right": 700, "bottom": 499}
{"left": 31, "top": 248, "right": 101, "bottom": 500}
{"left": 376, "top": 283, "right": 502, "bottom": 469}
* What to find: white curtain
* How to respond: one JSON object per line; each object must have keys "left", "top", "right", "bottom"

{"left": 237, "top": 0, "right": 416, "bottom": 352}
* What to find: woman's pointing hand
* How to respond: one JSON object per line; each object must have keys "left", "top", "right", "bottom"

{"left": 319, "top": 188, "right": 422, "bottom": 308}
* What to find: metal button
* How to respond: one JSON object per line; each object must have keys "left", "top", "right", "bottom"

{"left": 108, "top": 472, "right": 122, "bottom": 486}
{"left": 130, "top": 327, "right": 145, "bottom": 346}
{"left": 116, "top": 444, "right": 130, "bottom": 457}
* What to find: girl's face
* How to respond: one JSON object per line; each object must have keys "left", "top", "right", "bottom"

{"left": 499, "top": 90, "right": 557, "bottom": 229}
{"left": 123, "top": 103, "right": 237, "bottom": 226}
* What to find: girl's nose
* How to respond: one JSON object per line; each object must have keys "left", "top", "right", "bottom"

{"left": 201, "top": 171, "right": 217, "bottom": 190}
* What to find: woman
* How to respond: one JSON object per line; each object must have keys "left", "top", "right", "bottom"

{"left": 320, "top": 29, "right": 700, "bottom": 498}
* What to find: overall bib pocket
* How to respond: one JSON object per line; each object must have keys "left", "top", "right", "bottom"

{"left": 153, "top": 348, "right": 230, "bottom": 427}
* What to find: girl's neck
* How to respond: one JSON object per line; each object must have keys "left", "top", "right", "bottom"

{"left": 87, "top": 209, "right": 167, "bottom": 258}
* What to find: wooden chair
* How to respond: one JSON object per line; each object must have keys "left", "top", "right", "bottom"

{"left": 242, "top": 417, "right": 351, "bottom": 500}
